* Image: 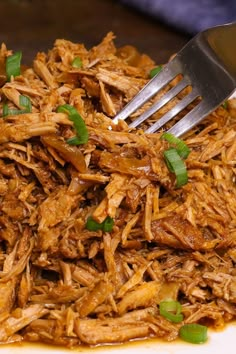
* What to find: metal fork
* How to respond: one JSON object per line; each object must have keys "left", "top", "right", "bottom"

{"left": 113, "top": 22, "right": 236, "bottom": 137}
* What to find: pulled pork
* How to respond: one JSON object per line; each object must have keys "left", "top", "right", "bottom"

{"left": 0, "top": 33, "right": 236, "bottom": 347}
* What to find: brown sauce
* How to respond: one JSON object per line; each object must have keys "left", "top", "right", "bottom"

{"left": 1, "top": 321, "right": 236, "bottom": 353}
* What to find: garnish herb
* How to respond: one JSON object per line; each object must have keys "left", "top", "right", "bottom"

{"left": 162, "top": 132, "right": 190, "bottom": 159}
{"left": 222, "top": 101, "right": 228, "bottom": 110}
{"left": 2, "top": 103, "right": 10, "bottom": 117}
{"left": 149, "top": 65, "right": 162, "bottom": 79}
{"left": 159, "top": 300, "right": 183, "bottom": 323}
{"left": 103, "top": 216, "right": 114, "bottom": 232}
{"left": 57, "top": 104, "right": 88, "bottom": 145}
{"left": 6, "top": 51, "right": 22, "bottom": 81}
{"left": 2, "top": 95, "right": 32, "bottom": 117}
{"left": 19, "top": 95, "right": 32, "bottom": 113}
{"left": 163, "top": 148, "right": 188, "bottom": 187}
{"left": 66, "top": 136, "right": 81, "bottom": 145}
{"left": 179, "top": 323, "right": 208, "bottom": 344}
{"left": 162, "top": 132, "right": 190, "bottom": 187}
{"left": 72, "top": 56, "right": 82, "bottom": 68}
{"left": 86, "top": 216, "right": 114, "bottom": 232}
{"left": 85, "top": 216, "right": 103, "bottom": 231}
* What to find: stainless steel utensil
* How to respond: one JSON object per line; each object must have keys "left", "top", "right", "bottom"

{"left": 113, "top": 22, "right": 236, "bottom": 137}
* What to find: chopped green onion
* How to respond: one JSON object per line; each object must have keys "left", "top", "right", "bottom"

{"left": 222, "top": 101, "right": 228, "bottom": 110}
{"left": 3, "top": 107, "right": 25, "bottom": 117}
{"left": 6, "top": 51, "right": 22, "bottom": 81}
{"left": 149, "top": 65, "right": 162, "bottom": 79}
{"left": 19, "top": 95, "right": 32, "bottom": 113}
{"left": 159, "top": 300, "right": 183, "bottom": 323}
{"left": 2, "top": 95, "right": 32, "bottom": 117}
{"left": 164, "top": 148, "right": 188, "bottom": 187}
{"left": 85, "top": 216, "right": 114, "bottom": 232}
{"left": 57, "top": 104, "right": 88, "bottom": 145}
{"left": 162, "top": 133, "right": 190, "bottom": 187}
{"left": 162, "top": 132, "right": 190, "bottom": 159}
{"left": 4, "top": 108, "right": 21, "bottom": 116}
{"left": 85, "top": 216, "right": 103, "bottom": 231}
{"left": 2, "top": 103, "right": 9, "bottom": 117}
{"left": 66, "top": 136, "right": 81, "bottom": 145}
{"left": 103, "top": 216, "right": 114, "bottom": 232}
{"left": 179, "top": 323, "right": 208, "bottom": 344}
{"left": 72, "top": 56, "right": 82, "bottom": 68}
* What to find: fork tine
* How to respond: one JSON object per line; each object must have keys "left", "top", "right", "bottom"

{"left": 145, "top": 88, "right": 199, "bottom": 134}
{"left": 168, "top": 91, "right": 236, "bottom": 137}
{"left": 112, "top": 60, "right": 180, "bottom": 124}
{"left": 129, "top": 77, "right": 189, "bottom": 128}
{"left": 168, "top": 101, "right": 220, "bottom": 137}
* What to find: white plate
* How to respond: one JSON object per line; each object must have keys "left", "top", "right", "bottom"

{"left": 230, "top": 90, "right": 236, "bottom": 98}
{"left": 0, "top": 322, "right": 235, "bottom": 354}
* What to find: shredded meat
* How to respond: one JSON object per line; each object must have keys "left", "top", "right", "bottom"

{"left": 0, "top": 34, "right": 235, "bottom": 348}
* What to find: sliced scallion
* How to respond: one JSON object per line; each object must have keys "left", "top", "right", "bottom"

{"left": 179, "top": 323, "right": 208, "bottom": 344}
{"left": 66, "top": 136, "right": 81, "bottom": 145}
{"left": 159, "top": 300, "right": 183, "bottom": 323}
{"left": 2, "top": 103, "right": 9, "bottom": 117}
{"left": 5, "top": 108, "right": 22, "bottom": 116}
{"left": 72, "top": 56, "right": 82, "bottom": 68}
{"left": 57, "top": 104, "right": 88, "bottom": 145}
{"left": 85, "top": 216, "right": 103, "bottom": 231}
{"left": 162, "top": 132, "right": 190, "bottom": 159}
{"left": 2, "top": 95, "right": 32, "bottom": 117}
{"left": 6, "top": 51, "right": 22, "bottom": 81}
{"left": 164, "top": 148, "right": 188, "bottom": 187}
{"left": 19, "top": 95, "right": 32, "bottom": 113}
{"left": 85, "top": 216, "right": 114, "bottom": 232}
{"left": 149, "top": 65, "right": 162, "bottom": 79}
{"left": 103, "top": 216, "right": 114, "bottom": 232}
{"left": 222, "top": 101, "right": 228, "bottom": 110}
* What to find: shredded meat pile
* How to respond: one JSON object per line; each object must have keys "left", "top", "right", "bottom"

{"left": 0, "top": 32, "right": 236, "bottom": 347}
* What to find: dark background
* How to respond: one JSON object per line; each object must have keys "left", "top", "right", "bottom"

{"left": 0, "top": 0, "right": 190, "bottom": 65}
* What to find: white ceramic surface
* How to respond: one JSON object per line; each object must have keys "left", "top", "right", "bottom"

{"left": 0, "top": 322, "right": 235, "bottom": 354}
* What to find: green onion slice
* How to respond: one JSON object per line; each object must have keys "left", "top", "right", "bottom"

{"left": 19, "top": 95, "right": 32, "bottom": 113}
{"left": 149, "top": 65, "right": 162, "bottom": 79}
{"left": 3, "top": 108, "right": 21, "bottom": 116}
{"left": 159, "top": 300, "right": 183, "bottom": 323}
{"left": 103, "top": 216, "right": 114, "bottom": 232}
{"left": 57, "top": 104, "right": 88, "bottom": 145}
{"left": 2, "top": 103, "right": 9, "bottom": 117}
{"left": 162, "top": 132, "right": 190, "bottom": 159}
{"left": 85, "top": 216, "right": 114, "bottom": 232}
{"left": 85, "top": 216, "right": 103, "bottom": 231}
{"left": 6, "top": 51, "right": 22, "bottom": 81}
{"left": 66, "top": 136, "right": 81, "bottom": 145}
{"left": 179, "top": 323, "right": 208, "bottom": 344}
{"left": 71, "top": 56, "right": 82, "bottom": 68}
{"left": 222, "top": 101, "right": 228, "bottom": 110}
{"left": 164, "top": 148, "right": 188, "bottom": 187}
{"left": 2, "top": 95, "right": 32, "bottom": 117}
